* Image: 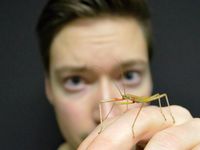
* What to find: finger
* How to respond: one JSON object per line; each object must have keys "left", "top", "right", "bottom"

{"left": 192, "top": 143, "right": 200, "bottom": 150}
{"left": 79, "top": 105, "right": 190, "bottom": 150}
{"left": 78, "top": 106, "right": 167, "bottom": 149}
{"left": 145, "top": 118, "right": 200, "bottom": 150}
{"left": 78, "top": 115, "right": 119, "bottom": 150}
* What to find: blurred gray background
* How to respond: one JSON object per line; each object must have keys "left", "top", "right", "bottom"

{"left": 0, "top": 0, "right": 199, "bottom": 149}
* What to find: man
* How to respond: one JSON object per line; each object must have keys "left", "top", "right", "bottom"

{"left": 36, "top": 0, "right": 200, "bottom": 149}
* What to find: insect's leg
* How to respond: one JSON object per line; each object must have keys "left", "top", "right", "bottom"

{"left": 98, "top": 101, "right": 116, "bottom": 134}
{"left": 158, "top": 96, "right": 167, "bottom": 121}
{"left": 131, "top": 103, "right": 144, "bottom": 138}
{"left": 160, "top": 93, "right": 175, "bottom": 123}
{"left": 123, "top": 85, "right": 129, "bottom": 112}
{"left": 126, "top": 99, "right": 129, "bottom": 112}
{"left": 98, "top": 103, "right": 103, "bottom": 134}
{"left": 113, "top": 63, "right": 129, "bottom": 112}
{"left": 103, "top": 102, "right": 116, "bottom": 122}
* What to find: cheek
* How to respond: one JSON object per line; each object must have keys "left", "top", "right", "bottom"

{"left": 56, "top": 101, "right": 87, "bottom": 125}
{"left": 55, "top": 97, "right": 96, "bottom": 132}
{"left": 54, "top": 102, "right": 88, "bottom": 143}
{"left": 67, "top": 104, "right": 82, "bottom": 118}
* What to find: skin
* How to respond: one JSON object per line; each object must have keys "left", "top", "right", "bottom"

{"left": 45, "top": 17, "right": 200, "bottom": 149}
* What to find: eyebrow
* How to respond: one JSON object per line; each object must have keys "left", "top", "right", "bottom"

{"left": 55, "top": 65, "right": 90, "bottom": 75}
{"left": 114, "top": 59, "right": 148, "bottom": 69}
{"left": 54, "top": 59, "right": 148, "bottom": 75}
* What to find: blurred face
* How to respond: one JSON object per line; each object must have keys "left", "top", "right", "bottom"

{"left": 46, "top": 17, "right": 152, "bottom": 148}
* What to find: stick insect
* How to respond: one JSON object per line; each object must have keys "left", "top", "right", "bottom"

{"left": 98, "top": 85, "right": 176, "bottom": 137}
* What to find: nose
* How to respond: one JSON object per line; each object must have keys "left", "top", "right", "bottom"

{"left": 98, "top": 76, "right": 123, "bottom": 120}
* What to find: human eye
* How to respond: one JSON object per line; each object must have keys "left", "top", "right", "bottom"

{"left": 62, "top": 75, "right": 86, "bottom": 93}
{"left": 121, "top": 70, "right": 143, "bottom": 87}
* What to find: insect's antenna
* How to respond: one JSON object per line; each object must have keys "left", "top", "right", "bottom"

{"left": 118, "top": 61, "right": 126, "bottom": 95}
{"left": 113, "top": 82, "right": 123, "bottom": 97}
{"left": 123, "top": 83, "right": 126, "bottom": 95}
{"left": 118, "top": 60, "right": 129, "bottom": 111}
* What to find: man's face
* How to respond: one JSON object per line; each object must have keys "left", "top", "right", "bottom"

{"left": 46, "top": 17, "right": 152, "bottom": 148}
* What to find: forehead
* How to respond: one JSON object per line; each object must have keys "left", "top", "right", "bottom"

{"left": 50, "top": 17, "right": 148, "bottom": 71}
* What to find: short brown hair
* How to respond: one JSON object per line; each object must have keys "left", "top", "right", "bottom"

{"left": 36, "top": 0, "right": 152, "bottom": 73}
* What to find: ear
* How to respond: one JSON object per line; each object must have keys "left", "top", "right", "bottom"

{"left": 45, "top": 76, "right": 54, "bottom": 105}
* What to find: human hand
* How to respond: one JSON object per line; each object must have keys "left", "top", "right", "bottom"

{"left": 78, "top": 105, "right": 200, "bottom": 150}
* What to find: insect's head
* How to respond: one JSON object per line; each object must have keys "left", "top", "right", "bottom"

{"left": 122, "top": 94, "right": 131, "bottom": 100}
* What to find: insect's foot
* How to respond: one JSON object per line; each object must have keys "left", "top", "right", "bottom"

{"left": 172, "top": 116, "right": 176, "bottom": 124}
{"left": 131, "top": 128, "right": 136, "bottom": 138}
{"left": 98, "top": 128, "right": 103, "bottom": 134}
{"left": 170, "top": 113, "right": 176, "bottom": 124}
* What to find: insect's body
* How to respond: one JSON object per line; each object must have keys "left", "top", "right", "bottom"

{"left": 98, "top": 93, "right": 175, "bottom": 136}
{"left": 111, "top": 94, "right": 138, "bottom": 103}
{"left": 122, "top": 94, "right": 135, "bottom": 102}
